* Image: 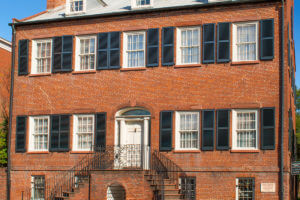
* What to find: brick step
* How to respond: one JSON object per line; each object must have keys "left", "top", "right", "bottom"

{"left": 163, "top": 189, "right": 181, "bottom": 195}
{"left": 164, "top": 194, "right": 183, "bottom": 200}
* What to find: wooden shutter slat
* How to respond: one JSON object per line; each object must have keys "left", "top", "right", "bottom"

{"left": 217, "top": 23, "right": 230, "bottom": 63}
{"left": 16, "top": 116, "right": 27, "bottom": 152}
{"left": 160, "top": 111, "right": 173, "bottom": 151}
{"left": 203, "top": 24, "right": 215, "bottom": 64}
{"left": 162, "top": 27, "right": 174, "bottom": 66}
{"left": 147, "top": 28, "right": 159, "bottom": 67}
{"left": 95, "top": 113, "right": 106, "bottom": 148}
{"left": 109, "top": 32, "right": 120, "bottom": 69}
{"left": 261, "top": 108, "right": 275, "bottom": 150}
{"left": 202, "top": 110, "right": 215, "bottom": 151}
{"left": 260, "top": 19, "right": 274, "bottom": 60}
{"left": 61, "top": 36, "right": 73, "bottom": 71}
{"left": 216, "top": 110, "right": 229, "bottom": 150}
{"left": 18, "top": 40, "right": 29, "bottom": 75}
{"left": 50, "top": 115, "right": 70, "bottom": 152}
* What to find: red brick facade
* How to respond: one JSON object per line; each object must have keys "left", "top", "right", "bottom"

{"left": 9, "top": 0, "right": 296, "bottom": 199}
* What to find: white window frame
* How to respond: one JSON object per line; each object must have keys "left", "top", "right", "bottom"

{"left": 66, "top": 0, "right": 86, "bottom": 15}
{"left": 176, "top": 27, "right": 201, "bottom": 65}
{"left": 232, "top": 21, "right": 259, "bottom": 62}
{"left": 72, "top": 114, "right": 95, "bottom": 151}
{"left": 232, "top": 109, "right": 258, "bottom": 150}
{"left": 31, "top": 39, "right": 52, "bottom": 75}
{"left": 29, "top": 116, "right": 50, "bottom": 152}
{"left": 131, "top": 0, "right": 153, "bottom": 9}
{"left": 123, "top": 31, "right": 146, "bottom": 68}
{"left": 175, "top": 112, "right": 200, "bottom": 150}
{"left": 31, "top": 176, "right": 45, "bottom": 200}
{"left": 75, "top": 35, "right": 97, "bottom": 71}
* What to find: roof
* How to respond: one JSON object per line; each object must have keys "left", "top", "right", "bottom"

{"left": 0, "top": 37, "right": 11, "bottom": 52}
{"left": 17, "top": 0, "right": 271, "bottom": 24}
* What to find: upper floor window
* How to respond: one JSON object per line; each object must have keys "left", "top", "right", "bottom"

{"left": 75, "top": 36, "right": 96, "bottom": 71}
{"left": 175, "top": 112, "right": 200, "bottom": 150}
{"left": 73, "top": 115, "right": 94, "bottom": 151}
{"left": 132, "top": 0, "right": 153, "bottom": 9}
{"left": 67, "top": 0, "right": 86, "bottom": 14}
{"left": 29, "top": 116, "right": 50, "bottom": 152}
{"left": 31, "top": 39, "right": 52, "bottom": 74}
{"left": 176, "top": 27, "right": 201, "bottom": 65}
{"left": 232, "top": 110, "right": 258, "bottom": 150}
{"left": 233, "top": 22, "right": 258, "bottom": 62}
{"left": 123, "top": 31, "right": 146, "bottom": 68}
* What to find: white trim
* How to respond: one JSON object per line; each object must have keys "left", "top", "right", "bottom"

{"left": 123, "top": 31, "right": 146, "bottom": 68}
{"left": 175, "top": 111, "right": 200, "bottom": 150}
{"left": 232, "top": 21, "right": 259, "bottom": 62}
{"left": 0, "top": 38, "right": 11, "bottom": 52}
{"left": 31, "top": 39, "right": 52, "bottom": 75}
{"left": 75, "top": 35, "right": 97, "bottom": 71}
{"left": 29, "top": 116, "right": 50, "bottom": 152}
{"left": 176, "top": 26, "right": 201, "bottom": 65}
{"left": 232, "top": 109, "right": 258, "bottom": 150}
{"left": 66, "top": 0, "right": 87, "bottom": 15}
{"left": 72, "top": 114, "right": 95, "bottom": 151}
{"left": 131, "top": 0, "right": 154, "bottom": 9}
{"left": 235, "top": 178, "right": 239, "bottom": 200}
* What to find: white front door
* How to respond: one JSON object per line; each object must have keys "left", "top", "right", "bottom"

{"left": 124, "top": 121, "right": 143, "bottom": 145}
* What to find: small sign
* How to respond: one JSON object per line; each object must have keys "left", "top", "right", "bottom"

{"left": 292, "top": 161, "right": 300, "bottom": 175}
{"left": 261, "top": 183, "right": 276, "bottom": 193}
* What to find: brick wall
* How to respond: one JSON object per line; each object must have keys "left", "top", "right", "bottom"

{"left": 47, "top": 0, "right": 65, "bottom": 10}
{"left": 0, "top": 168, "right": 7, "bottom": 200}
{"left": 0, "top": 47, "right": 11, "bottom": 121}
{"left": 10, "top": 1, "right": 296, "bottom": 199}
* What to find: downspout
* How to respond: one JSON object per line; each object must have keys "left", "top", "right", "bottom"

{"left": 7, "top": 24, "right": 16, "bottom": 200}
{"left": 280, "top": 0, "right": 285, "bottom": 199}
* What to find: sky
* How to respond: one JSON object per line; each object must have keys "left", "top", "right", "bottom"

{"left": 0, "top": 0, "right": 299, "bottom": 86}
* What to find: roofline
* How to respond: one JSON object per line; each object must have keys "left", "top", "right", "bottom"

{"left": 0, "top": 37, "right": 12, "bottom": 52}
{"left": 10, "top": 0, "right": 280, "bottom": 27}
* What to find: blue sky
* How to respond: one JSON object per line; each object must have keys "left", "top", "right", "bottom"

{"left": 0, "top": 0, "right": 299, "bottom": 86}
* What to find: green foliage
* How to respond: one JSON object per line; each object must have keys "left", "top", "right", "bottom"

{"left": 0, "top": 117, "right": 8, "bottom": 167}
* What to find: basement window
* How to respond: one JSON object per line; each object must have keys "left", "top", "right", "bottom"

{"left": 236, "top": 178, "right": 255, "bottom": 200}
{"left": 131, "top": 0, "right": 153, "bottom": 9}
{"left": 31, "top": 176, "right": 45, "bottom": 200}
{"left": 179, "top": 177, "right": 196, "bottom": 200}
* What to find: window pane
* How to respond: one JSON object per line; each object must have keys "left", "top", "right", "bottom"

{"left": 236, "top": 111, "right": 257, "bottom": 149}
{"left": 236, "top": 24, "right": 257, "bottom": 61}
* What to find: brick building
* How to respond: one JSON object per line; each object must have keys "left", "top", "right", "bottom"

{"left": 8, "top": 0, "right": 296, "bottom": 199}
{"left": 0, "top": 37, "right": 11, "bottom": 121}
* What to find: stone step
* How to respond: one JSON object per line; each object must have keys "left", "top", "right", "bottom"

{"left": 164, "top": 194, "right": 183, "bottom": 200}
{"left": 163, "top": 189, "right": 181, "bottom": 195}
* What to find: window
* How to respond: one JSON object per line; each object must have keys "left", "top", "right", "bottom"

{"left": 176, "top": 27, "right": 201, "bottom": 65}
{"left": 73, "top": 115, "right": 94, "bottom": 151}
{"left": 68, "top": 0, "right": 85, "bottom": 13}
{"left": 123, "top": 32, "right": 146, "bottom": 68}
{"left": 31, "top": 39, "right": 52, "bottom": 74}
{"left": 131, "top": 0, "right": 153, "bottom": 9}
{"left": 29, "top": 116, "right": 50, "bottom": 152}
{"left": 175, "top": 112, "right": 200, "bottom": 150}
{"left": 75, "top": 36, "right": 96, "bottom": 71}
{"left": 233, "top": 22, "right": 258, "bottom": 61}
{"left": 179, "top": 177, "right": 196, "bottom": 200}
{"left": 31, "top": 176, "right": 45, "bottom": 200}
{"left": 232, "top": 110, "right": 258, "bottom": 150}
{"left": 236, "top": 178, "right": 255, "bottom": 200}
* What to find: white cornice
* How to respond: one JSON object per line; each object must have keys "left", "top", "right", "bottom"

{"left": 0, "top": 37, "right": 11, "bottom": 52}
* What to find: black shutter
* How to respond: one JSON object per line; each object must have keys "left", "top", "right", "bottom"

{"left": 18, "top": 40, "right": 29, "bottom": 75}
{"left": 97, "top": 32, "right": 120, "bottom": 69}
{"left": 261, "top": 108, "right": 275, "bottom": 150}
{"left": 288, "top": 25, "right": 291, "bottom": 67}
{"left": 162, "top": 27, "right": 174, "bottom": 66}
{"left": 203, "top": 24, "right": 215, "bottom": 64}
{"left": 202, "top": 110, "right": 215, "bottom": 150}
{"left": 147, "top": 28, "right": 159, "bottom": 67}
{"left": 291, "top": 6, "right": 294, "bottom": 40}
{"left": 109, "top": 32, "right": 120, "bottom": 69}
{"left": 216, "top": 110, "right": 229, "bottom": 150}
{"left": 217, "top": 23, "right": 230, "bottom": 63}
{"left": 97, "top": 33, "right": 109, "bottom": 69}
{"left": 16, "top": 116, "right": 27, "bottom": 152}
{"left": 160, "top": 111, "right": 173, "bottom": 151}
{"left": 260, "top": 19, "right": 274, "bottom": 60}
{"left": 50, "top": 115, "right": 70, "bottom": 152}
{"left": 61, "top": 36, "right": 73, "bottom": 71}
{"left": 95, "top": 113, "right": 106, "bottom": 148}
{"left": 52, "top": 37, "right": 62, "bottom": 72}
